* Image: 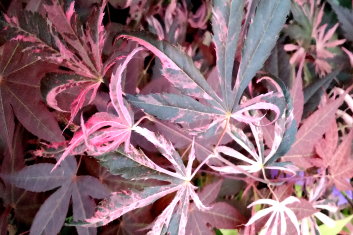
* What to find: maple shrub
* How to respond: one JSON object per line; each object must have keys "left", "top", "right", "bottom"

{"left": 1, "top": 0, "right": 353, "bottom": 234}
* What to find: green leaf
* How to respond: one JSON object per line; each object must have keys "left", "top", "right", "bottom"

{"left": 319, "top": 215, "right": 353, "bottom": 235}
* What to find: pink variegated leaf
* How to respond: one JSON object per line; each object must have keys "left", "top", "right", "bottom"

{"left": 117, "top": 32, "right": 223, "bottom": 107}
{"left": 68, "top": 82, "right": 101, "bottom": 125}
{"left": 1, "top": 11, "right": 60, "bottom": 57}
{"left": 53, "top": 112, "right": 132, "bottom": 170}
{"left": 312, "top": 9, "right": 345, "bottom": 77}
{"left": 43, "top": 0, "right": 109, "bottom": 76}
{"left": 73, "top": 129, "right": 209, "bottom": 233}
{"left": 246, "top": 196, "right": 301, "bottom": 235}
{"left": 110, "top": 47, "right": 143, "bottom": 126}
{"left": 146, "top": 16, "right": 165, "bottom": 40}
{"left": 231, "top": 101, "right": 280, "bottom": 125}
{"left": 212, "top": 0, "right": 245, "bottom": 108}
{"left": 53, "top": 48, "right": 141, "bottom": 169}
{"left": 215, "top": 84, "right": 296, "bottom": 175}
{"left": 43, "top": 0, "right": 95, "bottom": 74}
{"left": 84, "top": 0, "right": 107, "bottom": 73}
{"left": 41, "top": 73, "right": 101, "bottom": 125}
{"left": 127, "top": 93, "right": 224, "bottom": 125}
{"left": 133, "top": 126, "right": 186, "bottom": 177}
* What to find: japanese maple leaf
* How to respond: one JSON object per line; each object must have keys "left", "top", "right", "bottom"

{"left": 185, "top": 180, "right": 246, "bottom": 234}
{"left": 313, "top": 122, "right": 353, "bottom": 191}
{"left": 283, "top": 91, "right": 347, "bottom": 169}
{"left": 210, "top": 119, "right": 296, "bottom": 177}
{"left": 1, "top": 0, "right": 121, "bottom": 124}
{"left": 53, "top": 47, "right": 142, "bottom": 169}
{"left": 118, "top": 1, "right": 296, "bottom": 177}
{"left": 122, "top": 0, "right": 291, "bottom": 122}
{"left": 299, "top": 176, "right": 337, "bottom": 234}
{"left": 0, "top": 42, "right": 63, "bottom": 151}
{"left": 1, "top": 156, "right": 110, "bottom": 235}
{"left": 246, "top": 196, "right": 301, "bottom": 235}
{"left": 73, "top": 128, "right": 211, "bottom": 235}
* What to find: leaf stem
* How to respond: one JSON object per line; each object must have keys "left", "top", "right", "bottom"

{"left": 215, "top": 115, "right": 230, "bottom": 148}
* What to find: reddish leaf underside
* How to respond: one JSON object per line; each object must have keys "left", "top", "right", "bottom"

{"left": 1, "top": 156, "right": 109, "bottom": 235}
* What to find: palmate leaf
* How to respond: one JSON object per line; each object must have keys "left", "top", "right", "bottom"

{"left": 0, "top": 10, "right": 59, "bottom": 54}
{"left": 246, "top": 196, "right": 301, "bottom": 235}
{"left": 233, "top": 0, "right": 291, "bottom": 106}
{"left": 120, "top": 1, "right": 291, "bottom": 130}
{"left": 0, "top": 42, "right": 63, "bottom": 151}
{"left": 1, "top": 156, "right": 109, "bottom": 235}
{"left": 314, "top": 124, "right": 353, "bottom": 191}
{"left": 3, "top": 0, "right": 121, "bottom": 125}
{"left": 283, "top": 92, "right": 346, "bottom": 169}
{"left": 52, "top": 47, "right": 141, "bottom": 170}
{"left": 74, "top": 129, "right": 209, "bottom": 235}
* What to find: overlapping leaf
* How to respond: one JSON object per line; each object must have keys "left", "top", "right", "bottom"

{"left": 1, "top": 156, "right": 109, "bottom": 235}
{"left": 118, "top": 31, "right": 223, "bottom": 106}
{"left": 233, "top": 0, "right": 291, "bottom": 105}
{"left": 283, "top": 92, "right": 346, "bottom": 169}
{"left": 185, "top": 180, "right": 246, "bottom": 234}
{"left": 0, "top": 42, "right": 63, "bottom": 151}
{"left": 212, "top": 0, "right": 244, "bottom": 108}
{"left": 313, "top": 122, "right": 353, "bottom": 191}
{"left": 75, "top": 130, "right": 210, "bottom": 235}
{"left": 1, "top": 0, "right": 123, "bottom": 124}
{"left": 53, "top": 47, "right": 140, "bottom": 169}
{"left": 127, "top": 93, "right": 223, "bottom": 125}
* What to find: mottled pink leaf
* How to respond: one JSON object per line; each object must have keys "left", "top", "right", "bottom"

{"left": 118, "top": 32, "right": 222, "bottom": 105}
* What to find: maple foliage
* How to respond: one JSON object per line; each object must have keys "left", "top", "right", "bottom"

{"left": 0, "top": 42, "right": 64, "bottom": 152}
{"left": 0, "top": 0, "right": 353, "bottom": 234}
